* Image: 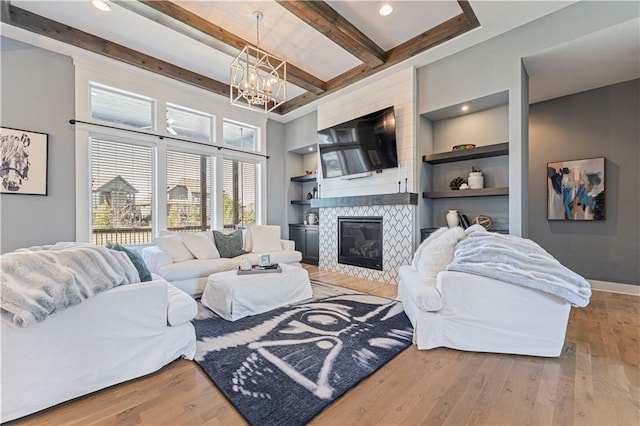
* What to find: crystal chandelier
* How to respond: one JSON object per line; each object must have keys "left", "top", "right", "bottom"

{"left": 230, "top": 11, "right": 287, "bottom": 113}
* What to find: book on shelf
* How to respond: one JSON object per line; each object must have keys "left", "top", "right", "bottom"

{"left": 458, "top": 212, "right": 472, "bottom": 229}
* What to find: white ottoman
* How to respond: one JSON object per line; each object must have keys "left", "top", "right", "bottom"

{"left": 201, "top": 264, "right": 312, "bottom": 321}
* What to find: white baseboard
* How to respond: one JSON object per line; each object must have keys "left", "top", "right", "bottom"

{"left": 588, "top": 279, "right": 640, "bottom": 296}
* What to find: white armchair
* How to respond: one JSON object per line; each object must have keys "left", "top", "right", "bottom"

{"left": 397, "top": 226, "right": 574, "bottom": 357}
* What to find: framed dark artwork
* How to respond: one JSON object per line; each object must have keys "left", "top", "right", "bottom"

{"left": 547, "top": 157, "right": 605, "bottom": 220}
{"left": 0, "top": 127, "right": 49, "bottom": 195}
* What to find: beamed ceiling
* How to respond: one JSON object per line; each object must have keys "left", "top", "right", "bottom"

{"left": 0, "top": 0, "right": 479, "bottom": 115}
{"left": 7, "top": 1, "right": 633, "bottom": 118}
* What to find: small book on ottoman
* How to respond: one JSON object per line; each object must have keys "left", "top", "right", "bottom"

{"left": 237, "top": 263, "right": 282, "bottom": 275}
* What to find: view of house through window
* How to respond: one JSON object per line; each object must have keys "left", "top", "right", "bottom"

{"left": 222, "top": 159, "right": 256, "bottom": 229}
{"left": 86, "top": 82, "right": 262, "bottom": 241}
{"left": 91, "top": 139, "right": 153, "bottom": 245}
{"left": 167, "top": 150, "right": 211, "bottom": 232}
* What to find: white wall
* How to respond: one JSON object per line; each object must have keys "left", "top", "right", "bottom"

{"left": 318, "top": 67, "right": 417, "bottom": 198}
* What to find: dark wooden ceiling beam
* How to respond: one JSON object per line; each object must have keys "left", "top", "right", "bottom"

{"left": 276, "top": 5, "right": 480, "bottom": 115}
{"left": 115, "top": 0, "right": 325, "bottom": 95}
{"left": 3, "top": 0, "right": 480, "bottom": 116}
{"left": 1, "top": 4, "right": 231, "bottom": 98}
{"left": 276, "top": 0, "right": 386, "bottom": 68}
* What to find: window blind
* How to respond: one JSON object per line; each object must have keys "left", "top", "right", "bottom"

{"left": 90, "top": 139, "right": 153, "bottom": 245}
{"left": 223, "top": 159, "right": 256, "bottom": 228}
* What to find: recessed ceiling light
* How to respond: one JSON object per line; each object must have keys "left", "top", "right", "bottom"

{"left": 461, "top": 105, "right": 469, "bottom": 112}
{"left": 92, "top": 0, "right": 112, "bottom": 12}
{"left": 379, "top": 4, "right": 393, "bottom": 16}
{"left": 308, "top": 146, "right": 314, "bottom": 152}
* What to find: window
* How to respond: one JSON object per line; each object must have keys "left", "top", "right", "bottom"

{"left": 166, "top": 104, "right": 212, "bottom": 143}
{"left": 90, "top": 83, "right": 154, "bottom": 130}
{"left": 78, "top": 71, "right": 266, "bottom": 243}
{"left": 167, "top": 150, "right": 211, "bottom": 232}
{"left": 222, "top": 159, "right": 256, "bottom": 229}
{"left": 91, "top": 139, "right": 153, "bottom": 245}
{"left": 223, "top": 120, "right": 257, "bottom": 151}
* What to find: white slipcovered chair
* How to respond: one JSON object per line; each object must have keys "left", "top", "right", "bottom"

{"left": 397, "top": 226, "right": 587, "bottom": 357}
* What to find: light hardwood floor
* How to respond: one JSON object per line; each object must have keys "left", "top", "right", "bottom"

{"left": 12, "top": 265, "right": 640, "bottom": 425}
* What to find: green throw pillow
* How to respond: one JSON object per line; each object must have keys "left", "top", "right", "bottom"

{"left": 106, "top": 242, "right": 153, "bottom": 282}
{"left": 213, "top": 230, "right": 248, "bottom": 258}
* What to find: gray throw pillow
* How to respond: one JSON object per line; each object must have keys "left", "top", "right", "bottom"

{"left": 213, "top": 230, "right": 248, "bottom": 258}
{"left": 106, "top": 242, "right": 153, "bottom": 282}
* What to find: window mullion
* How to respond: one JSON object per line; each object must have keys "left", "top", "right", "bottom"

{"left": 156, "top": 144, "right": 168, "bottom": 234}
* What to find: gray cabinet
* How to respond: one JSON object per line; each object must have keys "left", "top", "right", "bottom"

{"left": 289, "top": 224, "right": 319, "bottom": 265}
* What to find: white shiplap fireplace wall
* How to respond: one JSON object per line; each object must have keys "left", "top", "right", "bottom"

{"left": 316, "top": 68, "right": 417, "bottom": 283}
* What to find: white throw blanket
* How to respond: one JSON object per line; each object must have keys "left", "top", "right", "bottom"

{"left": 447, "top": 231, "right": 591, "bottom": 307}
{"left": 1, "top": 243, "right": 140, "bottom": 327}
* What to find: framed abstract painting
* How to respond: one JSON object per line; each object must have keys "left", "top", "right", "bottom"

{"left": 0, "top": 127, "right": 49, "bottom": 196}
{"left": 547, "top": 157, "right": 605, "bottom": 220}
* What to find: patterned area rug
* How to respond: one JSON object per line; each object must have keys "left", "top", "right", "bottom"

{"left": 192, "top": 280, "right": 413, "bottom": 426}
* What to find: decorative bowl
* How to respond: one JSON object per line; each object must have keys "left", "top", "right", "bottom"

{"left": 305, "top": 170, "right": 315, "bottom": 175}
{"left": 452, "top": 144, "right": 476, "bottom": 151}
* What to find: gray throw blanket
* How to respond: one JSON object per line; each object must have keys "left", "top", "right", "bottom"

{"left": 447, "top": 231, "right": 591, "bottom": 307}
{"left": 1, "top": 243, "right": 140, "bottom": 327}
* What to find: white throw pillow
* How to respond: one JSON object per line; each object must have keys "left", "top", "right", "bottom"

{"left": 411, "top": 227, "right": 448, "bottom": 270}
{"left": 249, "top": 225, "right": 282, "bottom": 253}
{"left": 182, "top": 232, "right": 220, "bottom": 260}
{"left": 153, "top": 234, "right": 195, "bottom": 263}
{"left": 417, "top": 227, "right": 465, "bottom": 278}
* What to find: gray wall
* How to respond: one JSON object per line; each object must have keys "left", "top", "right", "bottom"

{"left": 528, "top": 79, "right": 639, "bottom": 285}
{"left": 266, "top": 119, "right": 287, "bottom": 235}
{"left": 1, "top": 37, "right": 76, "bottom": 253}
{"left": 285, "top": 110, "right": 317, "bottom": 151}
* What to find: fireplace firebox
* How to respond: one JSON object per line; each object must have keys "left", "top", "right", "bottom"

{"left": 337, "top": 216, "right": 383, "bottom": 270}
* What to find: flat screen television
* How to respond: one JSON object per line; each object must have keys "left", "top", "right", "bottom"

{"left": 317, "top": 106, "right": 398, "bottom": 179}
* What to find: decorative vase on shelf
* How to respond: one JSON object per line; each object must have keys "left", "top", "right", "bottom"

{"left": 446, "top": 210, "right": 459, "bottom": 228}
{"left": 468, "top": 171, "right": 484, "bottom": 189}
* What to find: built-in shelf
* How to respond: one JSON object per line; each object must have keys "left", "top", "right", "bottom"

{"left": 423, "top": 187, "right": 509, "bottom": 199}
{"left": 291, "top": 200, "right": 312, "bottom": 205}
{"left": 423, "top": 142, "right": 509, "bottom": 165}
{"left": 311, "top": 192, "right": 418, "bottom": 208}
{"left": 290, "top": 174, "right": 317, "bottom": 182}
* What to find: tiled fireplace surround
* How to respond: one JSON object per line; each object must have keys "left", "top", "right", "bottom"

{"left": 316, "top": 195, "right": 417, "bottom": 283}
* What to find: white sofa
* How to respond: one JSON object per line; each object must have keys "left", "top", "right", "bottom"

{"left": 142, "top": 226, "right": 302, "bottom": 297}
{"left": 397, "top": 225, "right": 589, "bottom": 357}
{"left": 1, "top": 277, "right": 197, "bottom": 422}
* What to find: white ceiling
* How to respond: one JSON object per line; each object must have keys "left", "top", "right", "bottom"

{"left": 5, "top": 1, "right": 639, "bottom": 118}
